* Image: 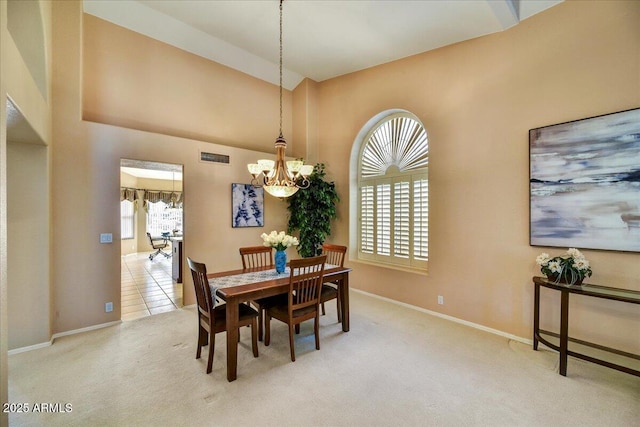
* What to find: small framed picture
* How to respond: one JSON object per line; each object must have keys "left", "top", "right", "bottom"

{"left": 231, "top": 183, "right": 264, "bottom": 228}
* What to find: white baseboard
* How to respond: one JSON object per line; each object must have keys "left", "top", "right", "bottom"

{"left": 9, "top": 320, "right": 123, "bottom": 355}
{"left": 351, "top": 288, "right": 533, "bottom": 346}
{"left": 52, "top": 320, "right": 122, "bottom": 340}
{"left": 8, "top": 340, "right": 53, "bottom": 355}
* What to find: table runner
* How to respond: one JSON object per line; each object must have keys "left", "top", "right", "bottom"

{"left": 209, "top": 264, "right": 337, "bottom": 294}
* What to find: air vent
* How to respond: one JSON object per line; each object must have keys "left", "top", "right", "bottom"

{"left": 200, "top": 152, "right": 230, "bottom": 164}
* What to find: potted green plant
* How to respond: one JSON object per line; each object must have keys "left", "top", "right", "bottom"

{"left": 287, "top": 163, "right": 339, "bottom": 257}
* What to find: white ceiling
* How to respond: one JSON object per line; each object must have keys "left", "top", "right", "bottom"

{"left": 121, "top": 167, "right": 182, "bottom": 181}
{"left": 121, "top": 160, "right": 183, "bottom": 181}
{"left": 83, "top": 0, "right": 563, "bottom": 90}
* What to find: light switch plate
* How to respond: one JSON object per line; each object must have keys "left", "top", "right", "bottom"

{"left": 100, "top": 233, "right": 113, "bottom": 243}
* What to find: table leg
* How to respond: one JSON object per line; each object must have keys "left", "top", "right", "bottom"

{"left": 340, "top": 272, "right": 350, "bottom": 332}
{"left": 559, "top": 290, "right": 569, "bottom": 376}
{"left": 226, "top": 298, "right": 239, "bottom": 382}
{"left": 533, "top": 283, "right": 540, "bottom": 351}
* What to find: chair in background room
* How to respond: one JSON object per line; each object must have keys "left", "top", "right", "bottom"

{"left": 146, "top": 232, "right": 172, "bottom": 261}
{"left": 239, "top": 246, "right": 278, "bottom": 341}
{"left": 319, "top": 243, "right": 347, "bottom": 323}
{"left": 264, "top": 255, "right": 327, "bottom": 362}
{"left": 187, "top": 257, "right": 259, "bottom": 374}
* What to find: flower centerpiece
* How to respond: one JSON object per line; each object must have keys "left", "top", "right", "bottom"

{"left": 535, "top": 248, "right": 592, "bottom": 285}
{"left": 261, "top": 231, "right": 299, "bottom": 273}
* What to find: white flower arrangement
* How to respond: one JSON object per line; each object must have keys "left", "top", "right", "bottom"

{"left": 536, "top": 247, "right": 592, "bottom": 284}
{"left": 260, "top": 231, "right": 299, "bottom": 252}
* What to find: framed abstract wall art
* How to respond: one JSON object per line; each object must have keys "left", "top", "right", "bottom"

{"left": 530, "top": 107, "right": 640, "bottom": 252}
{"left": 231, "top": 183, "right": 264, "bottom": 228}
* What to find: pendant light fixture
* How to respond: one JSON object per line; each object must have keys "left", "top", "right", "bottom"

{"left": 166, "top": 171, "right": 178, "bottom": 210}
{"left": 247, "top": 0, "right": 313, "bottom": 198}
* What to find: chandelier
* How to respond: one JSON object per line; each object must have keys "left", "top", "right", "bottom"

{"left": 247, "top": 0, "right": 313, "bottom": 198}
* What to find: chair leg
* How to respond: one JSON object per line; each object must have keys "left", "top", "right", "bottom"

{"left": 314, "top": 315, "right": 320, "bottom": 350}
{"left": 337, "top": 293, "right": 342, "bottom": 323}
{"left": 196, "top": 326, "right": 204, "bottom": 359}
{"left": 321, "top": 302, "right": 326, "bottom": 315}
{"left": 207, "top": 330, "right": 215, "bottom": 374}
{"left": 288, "top": 323, "right": 296, "bottom": 362}
{"left": 258, "top": 307, "right": 264, "bottom": 341}
{"left": 264, "top": 313, "right": 271, "bottom": 346}
{"left": 251, "top": 318, "right": 259, "bottom": 357}
{"left": 295, "top": 324, "right": 300, "bottom": 334}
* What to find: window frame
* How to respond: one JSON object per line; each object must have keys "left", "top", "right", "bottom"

{"left": 355, "top": 112, "right": 429, "bottom": 272}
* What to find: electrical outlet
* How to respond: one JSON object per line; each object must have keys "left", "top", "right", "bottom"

{"left": 105, "top": 302, "right": 113, "bottom": 313}
{"left": 437, "top": 295, "right": 444, "bottom": 305}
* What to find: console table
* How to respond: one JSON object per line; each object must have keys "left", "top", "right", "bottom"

{"left": 533, "top": 276, "right": 640, "bottom": 377}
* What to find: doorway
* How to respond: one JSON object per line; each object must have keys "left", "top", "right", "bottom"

{"left": 120, "top": 159, "right": 183, "bottom": 321}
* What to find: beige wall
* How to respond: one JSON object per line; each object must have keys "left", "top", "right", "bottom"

{"left": 292, "top": 78, "right": 319, "bottom": 163}
{"left": 2, "top": 0, "right": 53, "bottom": 423}
{"left": 82, "top": 13, "right": 295, "bottom": 156}
{"left": 7, "top": 142, "right": 50, "bottom": 350}
{"left": 0, "top": 2, "right": 7, "bottom": 423}
{"left": 317, "top": 0, "right": 640, "bottom": 352}
{"left": 51, "top": 0, "right": 290, "bottom": 335}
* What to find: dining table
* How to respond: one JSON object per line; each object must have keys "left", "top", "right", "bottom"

{"left": 207, "top": 263, "right": 352, "bottom": 381}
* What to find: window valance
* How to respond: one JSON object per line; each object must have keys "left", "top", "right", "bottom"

{"left": 120, "top": 187, "right": 183, "bottom": 208}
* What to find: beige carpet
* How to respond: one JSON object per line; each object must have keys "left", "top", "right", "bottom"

{"left": 8, "top": 291, "right": 640, "bottom": 426}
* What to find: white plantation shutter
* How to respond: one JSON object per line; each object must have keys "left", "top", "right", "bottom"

{"left": 413, "top": 178, "right": 429, "bottom": 261}
{"left": 357, "top": 113, "right": 429, "bottom": 271}
{"left": 393, "top": 181, "right": 410, "bottom": 259}
{"left": 360, "top": 186, "right": 374, "bottom": 254}
{"left": 376, "top": 183, "right": 391, "bottom": 256}
{"left": 362, "top": 116, "right": 428, "bottom": 178}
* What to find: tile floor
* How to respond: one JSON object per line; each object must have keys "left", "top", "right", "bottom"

{"left": 121, "top": 252, "right": 183, "bottom": 321}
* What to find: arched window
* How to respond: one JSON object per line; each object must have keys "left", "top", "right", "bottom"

{"left": 356, "top": 112, "right": 428, "bottom": 271}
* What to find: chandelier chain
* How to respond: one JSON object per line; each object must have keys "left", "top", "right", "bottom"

{"left": 279, "top": 0, "right": 283, "bottom": 136}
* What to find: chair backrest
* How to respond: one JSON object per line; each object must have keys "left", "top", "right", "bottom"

{"left": 288, "top": 255, "right": 327, "bottom": 313}
{"left": 187, "top": 257, "right": 215, "bottom": 319}
{"left": 321, "top": 243, "right": 347, "bottom": 267}
{"left": 147, "top": 232, "right": 167, "bottom": 249}
{"left": 239, "top": 246, "right": 274, "bottom": 269}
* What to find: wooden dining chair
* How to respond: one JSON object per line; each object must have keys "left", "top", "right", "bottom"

{"left": 319, "top": 243, "right": 347, "bottom": 323}
{"left": 239, "top": 246, "right": 274, "bottom": 270}
{"left": 239, "top": 246, "right": 279, "bottom": 342}
{"left": 187, "top": 257, "right": 259, "bottom": 374}
{"left": 264, "top": 255, "right": 327, "bottom": 362}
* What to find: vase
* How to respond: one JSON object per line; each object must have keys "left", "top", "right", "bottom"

{"left": 275, "top": 250, "right": 287, "bottom": 273}
{"left": 547, "top": 272, "right": 583, "bottom": 286}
